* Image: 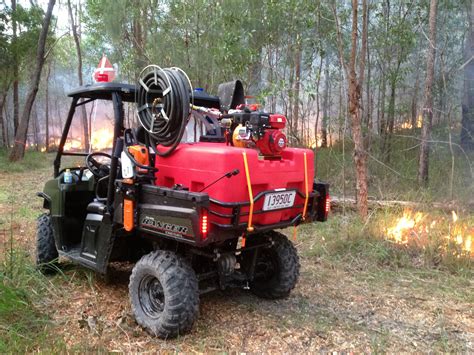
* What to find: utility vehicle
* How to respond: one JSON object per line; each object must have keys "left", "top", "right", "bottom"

{"left": 36, "top": 66, "right": 329, "bottom": 338}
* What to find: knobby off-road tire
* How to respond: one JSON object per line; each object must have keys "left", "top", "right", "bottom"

{"left": 129, "top": 250, "right": 199, "bottom": 339}
{"left": 36, "top": 213, "right": 59, "bottom": 274}
{"left": 249, "top": 231, "right": 300, "bottom": 299}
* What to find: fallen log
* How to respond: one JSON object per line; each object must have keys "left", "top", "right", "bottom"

{"left": 330, "top": 195, "right": 473, "bottom": 213}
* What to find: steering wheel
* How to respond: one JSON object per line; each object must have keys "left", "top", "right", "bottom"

{"left": 85, "top": 152, "right": 112, "bottom": 179}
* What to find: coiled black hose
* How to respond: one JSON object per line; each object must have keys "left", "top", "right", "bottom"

{"left": 136, "top": 66, "right": 191, "bottom": 156}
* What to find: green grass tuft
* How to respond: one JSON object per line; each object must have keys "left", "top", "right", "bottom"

{"left": 0, "top": 250, "right": 65, "bottom": 352}
{"left": 0, "top": 149, "right": 53, "bottom": 174}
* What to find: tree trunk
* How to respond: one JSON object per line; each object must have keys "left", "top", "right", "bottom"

{"left": 132, "top": 7, "right": 147, "bottom": 74}
{"left": 461, "top": 0, "right": 474, "bottom": 150}
{"left": 321, "top": 57, "right": 330, "bottom": 148}
{"left": 0, "top": 92, "right": 7, "bottom": 147}
{"left": 384, "top": 79, "right": 396, "bottom": 162}
{"left": 358, "top": 0, "right": 368, "bottom": 112}
{"left": 292, "top": 37, "right": 302, "bottom": 145}
{"left": 12, "top": 0, "right": 19, "bottom": 135}
{"left": 418, "top": 0, "right": 438, "bottom": 185}
{"left": 56, "top": 98, "right": 64, "bottom": 146}
{"left": 67, "top": 0, "right": 90, "bottom": 152}
{"left": 9, "top": 0, "right": 56, "bottom": 161}
{"left": 411, "top": 71, "right": 420, "bottom": 128}
{"left": 313, "top": 56, "right": 323, "bottom": 148}
{"left": 365, "top": 2, "right": 372, "bottom": 149}
{"left": 379, "top": 1, "right": 390, "bottom": 150}
{"left": 338, "top": 67, "right": 344, "bottom": 142}
{"left": 32, "top": 103, "right": 39, "bottom": 151}
{"left": 344, "top": 0, "right": 369, "bottom": 218}
{"left": 247, "top": 47, "right": 263, "bottom": 96}
{"left": 45, "top": 61, "right": 51, "bottom": 152}
{"left": 379, "top": 70, "right": 387, "bottom": 138}
{"left": 3, "top": 97, "right": 11, "bottom": 147}
{"left": 287, "top": 46, "right": 295, "bottom": 143}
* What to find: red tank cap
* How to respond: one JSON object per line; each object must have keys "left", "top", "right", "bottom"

{"left": 269, "top": 114, "right": 286, "bottom": 129}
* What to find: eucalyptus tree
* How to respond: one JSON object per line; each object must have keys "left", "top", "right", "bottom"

{"left": 9, "top": 0, "right": 56, "bottom": 161}
{"left": 67, "top": 0, "right": 89, "bottom": 151}
{"left": 462, "top": 0, "right": 474, "bottom": 150}
{"left": 418, "top": 0, "right": 438, "bottom": 185}
{"left": 334, "top": 0, "right": 369, "bottom": 217}
{"left": 1, "top": 2, "right": 50, "bottom": 147}
{"left": 0, "top": 8, "right": 13, "bottom": 146}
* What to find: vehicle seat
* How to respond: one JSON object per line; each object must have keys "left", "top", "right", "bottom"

{"left": 87, "top": 201, "right": 107, "bottom": 215}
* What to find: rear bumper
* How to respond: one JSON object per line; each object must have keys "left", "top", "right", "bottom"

{"left": 116, "top": 181, "right": 329, "bottom": 247}
{"left": 208, "top": 180, "right": 330, "bottom": 234}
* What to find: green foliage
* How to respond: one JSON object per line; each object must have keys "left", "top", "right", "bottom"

{"left": 0, "top": 3, "right": 49, "bottom": 85}
{"left": 0, "top": 250, "right": 64, "bottom": 352}
{"left": 316, "top": 127, "right": 474, "bottom": 203}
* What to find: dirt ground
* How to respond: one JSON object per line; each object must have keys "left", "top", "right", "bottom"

{"left": 0, "top": 157, "right": 473, "bottom": 352}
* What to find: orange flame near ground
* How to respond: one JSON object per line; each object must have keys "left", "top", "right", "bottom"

{"left": 62, "top": 129, "right": 114, "bottom": 152}
{"left": 64, "top": 138, "right": 82, "bottom": 151}
{"left": 386, "top": 209, "right": 472, "bottom": 256}
{"left": 91, "top": 128, "right": 114, "bottom": 151}
{"left": 398, "top": 115, "right": 423, "bottom": 130}
{"left": 309, "top": 134, "right": 323, "bottom": 149}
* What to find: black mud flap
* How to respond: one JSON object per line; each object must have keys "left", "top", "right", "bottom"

{"left": 93, "top": 214, "right": 115, "bottom": 274}
{"left": 79, "top": 212, "right": 115, "bottom": 274}
{"left": 314, "top": 181, "right": 330, "bottom": 222}
{"left": 63, "top": 213, "right": 114, "bottom": 274}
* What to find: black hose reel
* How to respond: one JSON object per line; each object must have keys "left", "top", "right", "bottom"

{"left": 136, "top": 65, "right": 192, "bottom": 156}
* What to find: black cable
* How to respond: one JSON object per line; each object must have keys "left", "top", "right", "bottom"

{"left": 199, "top": 169, "right": 240, "bottom": 192}
{"left": 136, "top": 66, "right": 190, "bottom": 156}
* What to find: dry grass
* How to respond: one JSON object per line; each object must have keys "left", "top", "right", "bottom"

{"left": 0, "top": 151, "right": 473, "bottom": 352}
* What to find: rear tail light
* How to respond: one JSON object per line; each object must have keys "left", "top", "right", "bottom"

{"left": 325, "top": 194, "right": 331, "bottom": 214}
{"left": 314, "top": 181, "right": 330, "bottom": 222}
{"left": 200, "top": 211, "right": 209, "bottom": 240}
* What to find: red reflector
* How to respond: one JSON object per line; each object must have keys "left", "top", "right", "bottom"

{"left": 201, "top": 213, "right": 209, "bottom": 240}
{"left": 96, "top": 73, "right": 109, "bottom": 82}
{"left": 325, "top": 195, "right": 331, "bottom": 214}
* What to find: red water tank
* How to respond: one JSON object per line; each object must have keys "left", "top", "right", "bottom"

{"left": 154, "top": 142, "right": 314, "bottom": 227}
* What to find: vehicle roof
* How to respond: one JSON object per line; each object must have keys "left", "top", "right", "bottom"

{"left": 67, "top": 82, "right": 221, "bottom": 108}
{"left": 67, "top": 82, "right": 137, "bottom": 102}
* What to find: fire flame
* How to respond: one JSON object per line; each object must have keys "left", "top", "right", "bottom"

{"left": 62, "top": 129, "right": 114, "bottom": 151}
{"left": 399, "top": 115, "right": 423, "bottom": 130}
{"left": 309, "top": 134, "right": 323, "bottom": 149}
{"left": 91, "top": 128, "right": 114, "bottom": 151}
{"left": 386, "top": 209, "right": 472, "bottom": 256}
{"left": 64, "top": 138, "right": 82, "bottom": 151}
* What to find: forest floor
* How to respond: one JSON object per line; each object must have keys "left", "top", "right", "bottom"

{"left": 0, "top": 151, "right": 473, "bottom": 352}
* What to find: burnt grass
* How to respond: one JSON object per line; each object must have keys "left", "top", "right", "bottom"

{"left": 0, "top": 152, "right": 473, "bottom": 352}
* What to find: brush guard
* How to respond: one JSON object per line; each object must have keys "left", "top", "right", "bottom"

{"left": 208, "top": 181, "right": 329, "bottom": 233}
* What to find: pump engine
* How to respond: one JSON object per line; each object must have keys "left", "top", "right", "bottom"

{"left": 227, "top": 107, "right": 287, "bottom": 157}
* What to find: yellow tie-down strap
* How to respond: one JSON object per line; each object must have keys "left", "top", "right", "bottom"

{"left": 242, "top": 152, "right": 254, "bottom": 232}
{"left": 294, "top": 152, "right": 309, "bottom": 241}
{"left": 242, "top": 151, "right": 308, "bottom": 232}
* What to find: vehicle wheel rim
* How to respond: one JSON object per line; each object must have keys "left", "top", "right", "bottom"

{"left": 254, "top": 250, "right": 278, "bottom": 282}
{"left": 138, "top": 274, "right": 165, "bottom": 318}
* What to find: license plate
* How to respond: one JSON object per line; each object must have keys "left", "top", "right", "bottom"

{"left": 263, "top": 190, "right": 296, "bottom": 211}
